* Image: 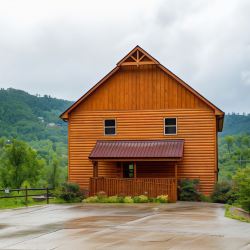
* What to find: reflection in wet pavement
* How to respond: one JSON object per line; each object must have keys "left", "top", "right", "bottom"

{"left": 0, "top": 202, "right": 249, "bottom": 250}
{"left": 0, "top": 224, "right": 8, "bottom": 229}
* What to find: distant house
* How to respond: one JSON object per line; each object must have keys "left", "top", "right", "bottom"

{"left": 38, "top": 117, "right": 44, "bottom": 123}
{"left": 60, "top": 46, "right": 224, "bottom": 201}
{"left": 47, "top": 122, "right": 56, "bottom": 127}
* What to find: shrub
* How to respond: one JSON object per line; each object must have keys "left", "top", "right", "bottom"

{"left": 211, "top": 181, "right": 237, "bottom": 204}
{"left": 148, "top": 197, "right": 155, "bottom": 202}
{"left": 233, "top": 167, "right": 250, "bottom": 212}
{"left": 84, "top": 195, "right": 99, "bottom": 203}
{"left": 83, "top": 194, "right": 169, "bottom": 204}
{"left": 155, "top": 195, "right": 168, "bottom": 203}
{"left": 200, "top": 194, "right": 212, "bottom": 203}
{"left": 97, "top": 191, "right": 107, "bottom": 199}
{"left": 124, "top": 196, "right": 134, "bottom": 203}
{"left": 226, "top": 188, "right": 239, "bottom": 205}
{"left": 96, "top": 191, "right": 108, "bottom": 202}
{"left": 57, "top": 182, "right": 83, "bottom": 202}
{"left": 21, "top": 180, "right": 31, "bottom": 189}
{"left": 178, "top": 179, "right": 201, "bottom": 201}
{"left": 107, "top": 195, "right": 120, "bottom": 203}
{"left": 83, "top": 195, "right": 123, "bottom": 203}
{"left": 133, "top": 195, "right": 148, "bottom": 203}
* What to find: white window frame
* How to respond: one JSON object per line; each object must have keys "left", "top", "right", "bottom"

{"left": 164, "top": 117, "right": 177, "bottom": 135}
{"left": 104, "top": 118, "right": 116, "bottom": 136}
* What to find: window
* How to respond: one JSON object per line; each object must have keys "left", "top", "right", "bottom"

{"left": 104, "top": 119, "right": 116, "bottom": 135}
{"left": 123, "top": 163, "right": 134, "bottom": 178}
{"left": 164, "top": 118, "right": 177, "bottom": 135}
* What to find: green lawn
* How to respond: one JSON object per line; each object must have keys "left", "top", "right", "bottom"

{"left": 225, "top": 205, "right": 250, "bottom": 223}
{"left": 0, "top": 197, "right": 68, "bottom": 209}
{"left": 0, "top": 189, "right": 67, "bottom": 209}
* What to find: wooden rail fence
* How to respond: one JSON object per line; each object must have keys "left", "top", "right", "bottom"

{"left": 0, "top": 187, "right": 53, "bottom": 205}
{"left": 89, "top": 177, "right": 177, "bottom": 202}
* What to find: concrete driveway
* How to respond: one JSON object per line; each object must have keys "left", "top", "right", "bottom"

{"left": 0, "top": 202, "right": 249, "bottom": 250}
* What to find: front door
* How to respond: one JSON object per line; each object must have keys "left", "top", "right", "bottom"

{"left": 123, "top": 162, "right": 134, "bottom": 178}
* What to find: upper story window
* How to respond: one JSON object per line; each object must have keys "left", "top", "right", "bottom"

{"left": 164, "top": 118, "right": 177, "bottom": 135}
{"left": 104, "top": 119, "right": 116, "bottom": 135}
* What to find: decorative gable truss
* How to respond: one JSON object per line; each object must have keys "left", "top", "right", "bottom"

{"left": 117, "top": 46, "right": 159, "bottom": 66}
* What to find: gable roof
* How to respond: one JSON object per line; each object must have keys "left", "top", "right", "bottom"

{"left": 60, "top": 45, "right": 224, "bottom": 130}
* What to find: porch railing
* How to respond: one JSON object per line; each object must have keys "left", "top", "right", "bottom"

{"left": 89, "top": 177, "right": 177, "bottom": 202}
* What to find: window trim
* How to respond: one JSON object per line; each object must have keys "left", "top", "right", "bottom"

{"left": 103, "top": 118, "right": 117, "bottom": 136}
{"left": 164, "top": 117, "right": 177, "bottom": 135}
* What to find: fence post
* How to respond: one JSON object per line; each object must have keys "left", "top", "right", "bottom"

{"left": 25, "top": 186, "right": 28, "bottom": 206}
{"left": 46, "top": 187, "right": 49, "bottom": 204}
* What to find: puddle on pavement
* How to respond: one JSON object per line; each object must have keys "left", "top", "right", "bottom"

{"left": 0, "top": 215, "right": 139, "bottom": 240}
{"left": 64, "top": 215, "right": 139, "bottom": 229}
{"left": 160, "top": 204, "right": 221, "bottom": 214}
{"left": 0, "top": 224, "right": 8, "bottom": 229}
{"left": 72, "top": 204, "right": 156, "bottom": 217}
{"left": 0, "top": 222, "right": 63, "bottom": 239}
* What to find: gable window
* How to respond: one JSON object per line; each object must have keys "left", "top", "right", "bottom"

{"left": 164, "top": 118, "right": 177, "bottom": 135}
{"left": 104, "top": 119, "right": 116, "bottom": 135}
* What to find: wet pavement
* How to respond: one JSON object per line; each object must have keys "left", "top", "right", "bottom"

{"left": 0, "top": 202, "right": 249, "bottom": 250}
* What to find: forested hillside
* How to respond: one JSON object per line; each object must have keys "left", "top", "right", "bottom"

{"left": 0, "top": 88, "right": 72, "bottom": 188}
{"left": 219, "top": 114, "right": 250, "bottom": 180}
{"left": 0, "top": 88, "right": 249, "bottom": 188}
{"left": 221, "top": 113, "right": 250, "bottom": 136}
{"left": 0, "top": 88, "right": 72, "bottom": 142}
{"left": 219, "top": 134, "right": 250, "bottom": 179}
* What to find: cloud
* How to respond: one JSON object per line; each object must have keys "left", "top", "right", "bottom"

{"left": 241, "top": 71, "right": 250, "bottom": 86}
{"left": 0, "top": 0, "right": 249, "bottom": 112}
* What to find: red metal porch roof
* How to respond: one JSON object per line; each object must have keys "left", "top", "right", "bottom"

{"left": 89, "top": 140, "right": 184, "bottom": 160}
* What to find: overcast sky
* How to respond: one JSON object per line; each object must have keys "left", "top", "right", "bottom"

{"left": 0, "top": 0, "right": 249, "bottom": 113}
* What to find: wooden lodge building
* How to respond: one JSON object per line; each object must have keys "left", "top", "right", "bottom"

{"left": 60, "top": 46, "right": 224, "bottom": 201}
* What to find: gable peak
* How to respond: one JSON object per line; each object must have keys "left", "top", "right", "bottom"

{"left": 117, "top": 45, "right": 159, "bottom": 66}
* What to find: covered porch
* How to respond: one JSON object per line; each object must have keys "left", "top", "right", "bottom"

{"left": 88, "top": 140, "right": 184, "bottom": 202}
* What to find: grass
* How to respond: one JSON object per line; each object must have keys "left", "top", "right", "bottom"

{"left": 0, "top": 198, "right": 44, "bottom": 209}
{"left": 0, "top": 189, "right": 69, "bottom": 210}
{"left": 0, "top": 197, "right": 70, "bottom": 209}
{"left": 225, "top": 205, "right": 250, "bottom": 223}
{"left": 0, "top": 187, "right": 88, "bottom": 209}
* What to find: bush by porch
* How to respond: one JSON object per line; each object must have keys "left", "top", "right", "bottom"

{"left": 83, "top": 192, "right": 168, "bottom": 203}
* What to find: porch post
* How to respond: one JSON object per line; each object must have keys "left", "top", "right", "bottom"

{"left": 93, "top": 161, "right": 98, "bottom": 177}
{"left": 134, "top": 162, "right": 137, "bottom": 178}
{"left": 120, "top": 162, "right": 124, "bottom": 178}
{"left": 175, "top": 163, "right": 177, "bottom": 180}
{"left": 175, "top": 163, "right": 177, "bottom": 201}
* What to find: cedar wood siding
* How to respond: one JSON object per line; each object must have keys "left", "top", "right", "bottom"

{"left": 68, "top": 65, "right": 217, "bottom": 195}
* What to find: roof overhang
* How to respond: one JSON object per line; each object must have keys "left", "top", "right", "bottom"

{"left": 89, "top": 139, "right": 184, "bottom": 161}
{"left": 217, "top": 114, "right": 224, "bottom": 132}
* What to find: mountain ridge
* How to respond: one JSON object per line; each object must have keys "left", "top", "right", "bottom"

{"left": 0, "top": 88, "right": 73, "bottom": 142}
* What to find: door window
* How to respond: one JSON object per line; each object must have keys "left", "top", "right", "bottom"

{"left": 123, "top": 163, "right": 134, "bottom": 178}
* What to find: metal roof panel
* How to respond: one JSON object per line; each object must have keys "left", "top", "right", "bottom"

{"left": 89, "top": 139, "right": 184, "bottom": 160}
